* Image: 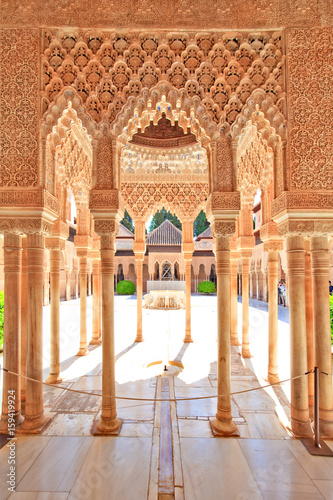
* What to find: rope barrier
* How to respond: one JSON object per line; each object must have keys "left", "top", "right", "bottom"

{"left": 0, "top": 366, "right": 314, "bottom": 403}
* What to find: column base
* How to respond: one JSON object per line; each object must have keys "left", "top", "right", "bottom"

{"left": 76, "top": 347, "right": 88, "bottom": 356}
{"left": 92, "top": 416, "right": 122, "bottom": 435}
{"left": 209, "top": 416, "right": 239, "bottom": 437}
{"left": 135, "top": 336, "right": 144, "bottom": 343}
{"left": 242, "top": 348, "right": 252, "bottom": 358}
{"left": 230, "top": 337, "right": 241, "bottom": 346}
{"left": 19, "top": 413, "right": 51, "bottom": 434}
{"left": 267, "top": 373, "right": 280, "bottom": 385}
{"left": 319, "top": 418, "right": 333, "bottom": 438}
{"left": 183, "top": 337, "right": 193, "bottom": 343}
{"left": 45, "top": 373, "right": 63, "bottom": 384}
{"left": 89, "top": 337, "right": 102, "bottom": 345}
{"left": 289, "top": 418, "right": 313, "bottom": 438}
{"left": 0, "top": 412, "right": 24, "bottom": 433}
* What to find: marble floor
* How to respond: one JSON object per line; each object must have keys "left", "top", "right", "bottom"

{"left": 0, "top": 294, "right": 332, "bottom": 500}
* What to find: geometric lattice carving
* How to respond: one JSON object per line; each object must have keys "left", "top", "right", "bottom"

{"left": 121, "top": 181, "right": 209, "bottom": 221}
{"left": 40, "top": 29, "right": 285, "bottom": 131}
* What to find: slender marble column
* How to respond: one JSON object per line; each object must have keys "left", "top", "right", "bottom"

{"left": 249, "top": 272, "right": 253, "bottom": 298}
{"left": 256, "top": 273, "right": 260, "bottom": 299}
{"left": 95, "top": 233, "right": 121, "bottom": 434}
{"left": 184, "top": 259, "right": 193, "bottom": 343}
{"left": 311, "top": 236, "right": 333, "bottom": 436}
{"left": 286, "top": 235, "right": 311, "bottom": 437}
{"left": 0, "top": 234, "right": 24, "bottom": 430}
{"left": 135, "top": 256, "right": 144, "bottom": 342}
{"left": 65, "top": 270, "right": 71, "bottom": 301}
{"left": 230, "top": 259, "right": 240, "bottom": 345}
{"left": 87, "top": 272, "right": 92, "bottom": 296}
{"left": 90, "top": 260, "right": 101, "bottom": 345}
{"left": 263, "top": 273, "right": 268, "bottom": 302}
{"left": 267, "top": 251, "right": 279, "bottom": 383}
{"left": 43, "top": 270, "right": 49, "bottom": 305}
{"left": 46, "top": 248, "right": 62, "bottom": 383}
{"left": 212, "top": 236, "right": 238, "bottom": 436}
{"left": 241, "top": 256, "right": 252, "bottom": 358}
{"left": 74, "top": 272, "right": 79, "bottom": 299}
{"left": 21, "top": 234, "right": 49, "bottom": 431}
{"left": 77, "top": 256, "right": 88, "bottom": 356}
{"left": 305, "top": 243, "right": 314, "bottom": 414}
{"left": 21, "top": 238, "right": 28, "bottom": 402}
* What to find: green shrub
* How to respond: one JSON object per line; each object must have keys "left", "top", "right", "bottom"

{"left": 0, "top": 291, "right": 4, "bottom": 349}
{"left": 116, "top": 280, "right": 136, "bottom": 295}
{"left": 197, "top": 280, "right": 216, "bottom": 294}
{"left": 330, "top": 295, "right": 333, "bottom": 345}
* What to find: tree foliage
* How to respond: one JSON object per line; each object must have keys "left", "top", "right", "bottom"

{"left": 120, "top": 209, "right": 134, "bottom": 233}
{"left": 193, "top": 210, "right": 210, "bottom": 237}
{"left": 148, "top": 207, "right": 181, "bottom": 232}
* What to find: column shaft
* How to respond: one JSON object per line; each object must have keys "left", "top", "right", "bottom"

{"left": 96, "top": 234, "right": 121, "bottom": 434}
{"left": 0, "top": 234, "right": 24, "bottom": 430}
{"left": 241, "top": 258, "right": 251, "bottom": 358}
{"left": 230, "top": 260, "right": 240, "bottom": 345}
{"left": 267, "top": 252, "right": 279, "bottom": 383}
{"left": 184, "top": 260, "right": 193, "bottom": 342}
{"left": 305, "top": 246, "right": 314, "bottom": 413}
{"left": 135, "top": 258, "right": 144, "bottom": 342}
{"left": 90, "top": 260, "right": 101, "bottom": 344}
{"left": 65, "top": 271, "right": 71, "bottom": 301}
{"left": 21, "top": 234, "right": 49, "bottom": 431}
{"left": 77, "top": 257, "right": 88, "bottom": 356}
{"left": 21, "top": 239, "right": 28, "bottom": 402}
{"left": 46, "top": 248, "right": 62, "bottom": 383}
{"left": 286, "top": 235, "right": 311, "bottom": 437}
{"left": 212, "top": 237, "right": 238, "bottom": 436}
{"left": 43, "top": 270, "right": 49, "bottom": 305}
{"left": 311, "top": 236, "right": 333, "bottom": 436}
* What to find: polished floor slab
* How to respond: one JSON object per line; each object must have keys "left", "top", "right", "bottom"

{"left": 1, "top": 295, "right": 332, "bottom": 500}
{"left": 68, "top": 437, "right": 151, "bottom": 500}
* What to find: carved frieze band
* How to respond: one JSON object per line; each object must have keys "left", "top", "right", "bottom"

{"left": 277, "top": 220, "right": 333, "bottom": 237}
{"left": 0, "top": 218, "right": 53, "bottom": 235}
{"left": 272, "top": 191, "right": 333, "bottom": 218}
{"left": 0, "top": 189, "right": 59, "bottom": 215}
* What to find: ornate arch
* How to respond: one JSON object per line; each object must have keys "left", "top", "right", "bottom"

{"left": 46, "top": 102, "right": 93, "bottom": 205}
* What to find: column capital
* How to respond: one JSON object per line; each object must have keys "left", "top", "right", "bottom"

{"left": 263, "top": 240, "right": 283, "bottom": 253}
{"left": 45, "top": 236, "right": 66, "bottom": 251}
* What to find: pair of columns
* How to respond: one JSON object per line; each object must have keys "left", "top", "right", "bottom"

{"left": 76, "top": 254, "right": 102, "bottom": 356}
{"left": 287, "top": 235, "right": 333, "bottom": 437}
{"left": 134, "top": 254, "right": 193, "bottom": 343}
{"left": 0, "top": 233, "right": 49, "bottom": 431}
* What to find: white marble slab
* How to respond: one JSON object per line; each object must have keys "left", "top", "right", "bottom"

{"left": 178, "top": 419, "right": 213, "bottom": 438}
{"left": 313, "top": 480, "right": 333, "bottom": 500}
{"left": 286, "top": 440, "right": 333, "bottom": 480}
{"left": 0, "top": 437, "right": 51, "bottom": 500}
{"left": 181, "top": 438, "right": 263, "bottom": 500}
{"left": 238, "top": 439, "right": 324, "bottom": 499}
{"left": 16, "top": 437, "right": 93, "bottom": 492}
{"left": 42, "top": 414, "right": 95, "bottom": 437}
{"left": 68, "top": 437, "right": 151, "bottom": 500}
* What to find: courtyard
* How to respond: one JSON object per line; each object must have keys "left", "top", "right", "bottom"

{"left": 0, "top": 295, "right": 332, "bottom": 500}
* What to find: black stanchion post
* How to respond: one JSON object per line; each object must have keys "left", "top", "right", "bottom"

{"left": 314, "top": 366, "right": 320, "bottom": 448}
{"left": 301, "top": 367, "right": 333, "bottom": 456}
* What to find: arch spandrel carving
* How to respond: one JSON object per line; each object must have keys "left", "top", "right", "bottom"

{"left": 40, "top": 29, "right": 285, "bottom": 140}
